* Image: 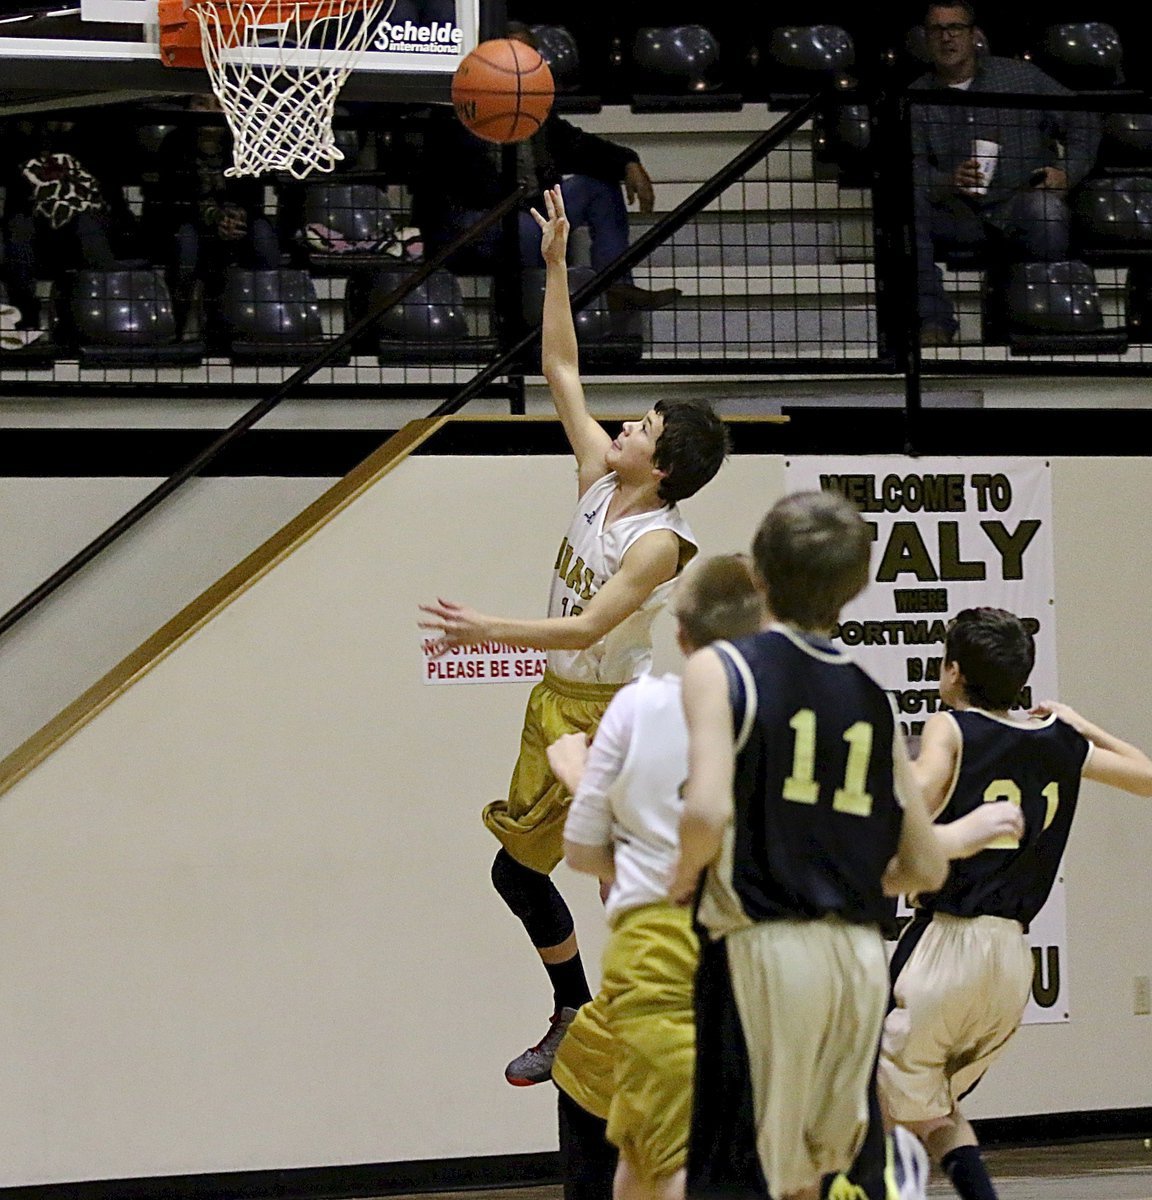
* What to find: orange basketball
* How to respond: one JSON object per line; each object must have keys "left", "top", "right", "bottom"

{"left": 451, "top": 38, "right": 555, "bottom": 144}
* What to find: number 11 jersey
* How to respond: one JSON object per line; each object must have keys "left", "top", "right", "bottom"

{"left": 697, "top": 624, "right": 910, "bottom": 941}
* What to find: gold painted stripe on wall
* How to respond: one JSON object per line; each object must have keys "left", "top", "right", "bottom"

{"left": 0, "top": 416, "right": 449, "bottom": 800}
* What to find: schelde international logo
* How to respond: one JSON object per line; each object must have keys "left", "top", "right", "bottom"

{"left": 372, "top": 18, "right": 463, "bottom": 53}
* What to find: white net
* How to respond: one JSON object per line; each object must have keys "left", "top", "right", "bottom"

{"left": 191, "top": 0, "right": 393, "bottom": 179}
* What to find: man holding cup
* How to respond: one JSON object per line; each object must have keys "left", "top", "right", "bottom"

{"left": 908, "top": 2, "right": 1100, "bottom": 346}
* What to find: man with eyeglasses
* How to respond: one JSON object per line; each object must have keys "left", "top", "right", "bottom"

{"left": 909, "top": 2, "right": 1099, "bottom": 346}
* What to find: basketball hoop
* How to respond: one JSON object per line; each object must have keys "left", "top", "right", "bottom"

{"left": 159, "top": 0, "right": 394, "bottom": 179}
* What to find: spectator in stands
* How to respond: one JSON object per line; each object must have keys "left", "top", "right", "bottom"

{"left": 146, "top": 96, "right": 281, "bottom": 335}
{"left": 0, "top": 119, "right": 138, "bottom": 332}
{"left": 910, "top": 1, "right": 1100, "bottom": 346}
{"left": 410, "top": 24, "right": 678, "bottom": 311}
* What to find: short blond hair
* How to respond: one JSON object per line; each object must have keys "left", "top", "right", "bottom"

{"left": 673, "top": 554, "right": 764, "bottom": 648}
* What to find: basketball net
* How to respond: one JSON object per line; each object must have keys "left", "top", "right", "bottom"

{"left": 189, "top": 0, "right": 394, "bottom": 179}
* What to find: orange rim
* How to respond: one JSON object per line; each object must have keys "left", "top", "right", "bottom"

{"left": 159, "top": 0, "right": 374, "bottom": 66}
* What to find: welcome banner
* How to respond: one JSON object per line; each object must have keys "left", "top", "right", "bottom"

{"left": 784, "top": 458, "right": 1067, "bottom": 1023}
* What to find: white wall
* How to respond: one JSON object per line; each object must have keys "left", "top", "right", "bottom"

{"left": 0, "top": 477, "right": 332, "bottom": 759}
{"left": 0, "top": 444, "right": 1148, "bottom": 1188}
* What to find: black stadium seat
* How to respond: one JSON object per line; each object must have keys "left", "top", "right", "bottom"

{"left": 221, "top": 267, "right": 330, "bottom": 364}
{"left": 63, "top": 268, "right": 203, "bottom": 365}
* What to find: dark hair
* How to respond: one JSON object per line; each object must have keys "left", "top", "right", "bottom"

{"left": 674, "top": 554, "right": 764, "bottom": 648}
{"left": 925, "top": 1, "right": 976, "bottom": 25}
{"left": 751, "top": 491, "right": 872, "bottom": 630}
{"left": 945, "top": 607, "right": 1034, "bottom": 710}
{"left": 506, "top": 21, "right": 539, "bottom": 49}
{"left": 652, "top": 399, "right": 729, "bottom": 504}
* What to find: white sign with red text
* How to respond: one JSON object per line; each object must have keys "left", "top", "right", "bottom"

{"left": 421, "top": 638, "right": 548, "bottom": 686}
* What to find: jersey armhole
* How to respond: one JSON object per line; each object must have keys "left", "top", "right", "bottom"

{"left": 713, "top": 640, "right": 756, "bottom": 753}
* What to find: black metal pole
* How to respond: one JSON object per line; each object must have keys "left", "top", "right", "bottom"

{"left": 0, "top": 185, "right": 527, "bottom": 642}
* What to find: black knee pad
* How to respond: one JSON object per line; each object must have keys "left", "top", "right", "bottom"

{"left": 491, "top": 849, "right": 574, "bottom": 948}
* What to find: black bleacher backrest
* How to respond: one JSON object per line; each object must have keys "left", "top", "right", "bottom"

{"left": 1032, "top": 23, "right": 1124, "bottom": 90}
{"left": 631, "top": 25, "right": 722, "bottom": 94}
{"left": 768, "top": 26, "right": 855, "bottom": 75}
{"left": 348, "top": 267, "right": 469, "bottom": 341}
{"left": 521, "top": 266, "right": 613, "bottom": 343}
{"left": 302, "top": 182, "right": 396, "bottom": 251}
{"left": 531, "top": 25, "right": 581, "bottom": 92}
{"left": 1100, "top": 113, "right": 1152, "bottom": 171}
{"left": 221, "top": 268, "right": 323, "bottom": 342}
{"left": 71, "top": 269, "right": 178, "bottom": 346}
{"left": 1073, "top": 177, "right": 1152, "bottom": 248}
{"left": 1005, "top": 260, "right": 1104, "bottom": 332}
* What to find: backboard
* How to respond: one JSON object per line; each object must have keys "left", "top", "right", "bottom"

{"left": 0, "top": 0, "right": 483, "bottom": 112}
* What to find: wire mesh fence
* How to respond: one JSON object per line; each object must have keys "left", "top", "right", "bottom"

{"left": 1, "top": 90, "right": 1151, "bottom": 396}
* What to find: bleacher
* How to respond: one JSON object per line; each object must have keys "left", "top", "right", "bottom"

{"left": 2, "top": 10, "right": 1151, "bottom": 395}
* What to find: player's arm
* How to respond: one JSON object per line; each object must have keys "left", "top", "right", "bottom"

{"left": 1033, "top": 700, "right": 1152, "bottom": 796}
{"left": 934, "top": 802, "right": 1025, "bottom": 859}
{"left": 558, "top": 692, "right": 633, "bottom": 883}
{"left": 419, "top": 528, "right": 681, "bottom": 655}
{"left": 530, "top": 186, "right": 613, "bottom": 492}
{"left": 908, "top": 711, "right": 962, "bottom": 817}
{"left": 669, "top": 647, "right": 734, "bottom": 904}
{"left": 883, "top": 737, "right": 949, "bottom": 897}
{"left": 904, "top": 711, "right": 1022, "bottom": 859}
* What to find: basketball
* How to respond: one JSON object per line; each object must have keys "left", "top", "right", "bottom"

{"left": 451, "top": 38, "right": 555, "bottom": 144}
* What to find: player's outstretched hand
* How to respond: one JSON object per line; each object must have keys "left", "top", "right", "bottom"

{"left": 547, "top": 731, "right": 591, "bottom": 795}
{"left": 530, "top": 184, "right": 569, "bottom": 267}
{"left": 1031, "top": 699, "right": 1087, "bottom": 733}
{"left": 418, "top": 598, "right": 492, "bottom": 657}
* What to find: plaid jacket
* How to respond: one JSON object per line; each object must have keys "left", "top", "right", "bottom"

{"left": 909, "top": 56, "right": 1100, "bottom": 211}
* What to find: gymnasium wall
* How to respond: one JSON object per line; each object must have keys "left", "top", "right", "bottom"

{"left": 0, "top": 476, "right": 332, "bottom": 760}
{"left": 0, "top": 427, "right": 1149, "bottom": 1188}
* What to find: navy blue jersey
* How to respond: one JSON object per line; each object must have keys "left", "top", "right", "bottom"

{"left": 696, "top": 626, "right": 906, "bottom": 937}
{"left": 918, "top": 709, "right": 1090, "bottom": 926}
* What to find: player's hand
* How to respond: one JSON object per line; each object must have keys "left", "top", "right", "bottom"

{"left": 218, "top": 202, "right": 248, "bottom": 241}
{"left": 529, "top": 184, "right": 569, "bottom": 267}
{"left": 418, "top": 598, "right": 493, "bottom": 656}
{"left": 953, "top": 157, "right": 985, "bottom": 193}
{"left": 547, "top": 732, "right": 591, "bottom": 795}
{"left": 1032, "top": 166, "right": 1068, "bottom": 191}
{"left": 623, "top": 161, "right": 655, "bottom": 213}
{"left": 966, "top": 800, "right": 1026, "bottom": 847}
{"left": 1031, "top": 699, "right": 1087, "bottom": 732}
{"left": 667, "top": 858, "right": 701, "bottom": 907}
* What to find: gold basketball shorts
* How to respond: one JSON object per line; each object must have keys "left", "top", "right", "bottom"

{"left": 553, "top": 903, "right": 698, "bottom": 1181}
{"left": 880, "top": 912, "right": 1033, "bottom": 1123}
{"left": 482, "top": 671, "right": 621, "bottom": 875}
{"left": 722, "top": 917, "right": 889, "bottom": 1197}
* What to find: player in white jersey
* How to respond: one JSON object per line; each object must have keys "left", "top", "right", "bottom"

{"left": 550, "top": 555, "right": 765, "bottom": 1200}
{"left": 420, "top": 185, "right": 729, "bottom": 1086}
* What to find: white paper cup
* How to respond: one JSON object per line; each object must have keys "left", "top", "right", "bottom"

{"left": 970, "top": 138, "right": 999, "bottom": 196}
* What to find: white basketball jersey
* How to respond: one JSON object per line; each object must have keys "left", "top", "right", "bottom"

{"left": 547, "top": 472, "right": 696, "bottom": 684}
{"left": 601, "top": 673, "right": 688, "bottom": 922}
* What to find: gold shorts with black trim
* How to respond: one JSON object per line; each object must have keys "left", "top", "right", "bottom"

{"left": 482, "top": 671, "right": 621, "bottom": 875}
{"left": 554, "top": 903, "right": 699, "bottom": 1182}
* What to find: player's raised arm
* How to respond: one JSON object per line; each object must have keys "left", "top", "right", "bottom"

{"left": 531, "top": 186, "right": 612, "bottom": 491}
{"left": 1033, "top": 700, "right": 1152, "bottom": 796}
